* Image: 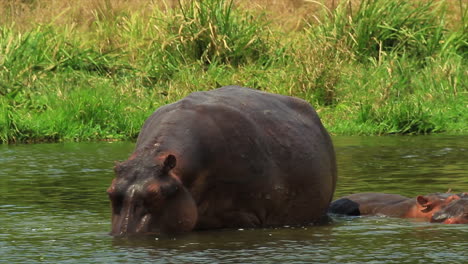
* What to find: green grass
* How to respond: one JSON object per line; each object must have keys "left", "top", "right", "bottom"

{"left": 0, "top": 0, "right": 466, "bottom": 143}
{"left": 309, "top": 0, "right": 449, "bottom": 60}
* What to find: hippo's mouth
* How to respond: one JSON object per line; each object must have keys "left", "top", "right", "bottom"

{"left": 111, "top": 212, "right": 159, "bottom": 236}
{"left": 135, "top": 213, "right": 152, "bottom": 233}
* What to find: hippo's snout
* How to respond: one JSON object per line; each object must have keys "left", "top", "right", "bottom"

{"left": 430, "top": 197, "right": 468, "bottom": 224}
{"left": 110, "top": 185, "right": 154, "bottom": 236}
{"left": 431, "top": 212, "right": 449, "bottom": 223}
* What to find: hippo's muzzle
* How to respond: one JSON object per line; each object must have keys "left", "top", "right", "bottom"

{"left": 110, "top": 185, "right": 154, "bottom": 236}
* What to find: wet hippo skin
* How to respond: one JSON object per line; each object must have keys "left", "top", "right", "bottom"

{"left": 107, "top": 86, "right": 337, "bottom": 235}
{"left": 431, "top": 193, "right": 468, "bottom": 224}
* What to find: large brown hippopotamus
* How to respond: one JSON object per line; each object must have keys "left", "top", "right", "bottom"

{"left": 107, "top": 86, "right": 337, "bottom": 236}
{"left": 328, "top": 192, "right": 466, "bottom": 223}
{"left": 431, "top": 193, "right": 468, "bottom": 224}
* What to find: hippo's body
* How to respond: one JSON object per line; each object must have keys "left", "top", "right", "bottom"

{"left": 329, "top": 192, "right": 464, "bottom": 221}
{"left": 108, "top": 86, "right": 337, "bottom": 235}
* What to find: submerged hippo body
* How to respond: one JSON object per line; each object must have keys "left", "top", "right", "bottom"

{"left": 329, "top": 192, "right": 462, "bottom": 221}
{"left": 108, "top": 86, "right": 337, "bottom": 236}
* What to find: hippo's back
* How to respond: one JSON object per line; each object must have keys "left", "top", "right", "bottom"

{"left": 164, "top": 86, "right": 329, "bottom": 149}
{"left": 138, "top": 85, "right": 336, "bottom": 184}
{"left": 180, "top": 86, "right": 319, "bottom": 122}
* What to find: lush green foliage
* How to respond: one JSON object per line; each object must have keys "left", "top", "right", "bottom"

{"left": 311, "top": 0, "right": 449, "bottom": 60}
{"left": 169, "top": 0, "right": 271, "bottom": 66}
{"left": 0, "top": 0, "right": 466, "bottom": 143}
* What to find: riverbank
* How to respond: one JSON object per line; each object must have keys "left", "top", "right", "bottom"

{"left": 1, "top": 0, "right": 466, "bottom": 143}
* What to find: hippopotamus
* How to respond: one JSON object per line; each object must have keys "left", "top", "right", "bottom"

{"left": 328, "top": 192, "right": 463, "bottom": 221}
{"left": 107, "top": 86, "right": 337, "bottom": 236}
{"left": 431, "top": 193, "right": 468, "bottom": 224}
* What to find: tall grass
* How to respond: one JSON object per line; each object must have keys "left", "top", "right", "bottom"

{"left": 166, "top": 0, "right": 270, "bottom": 66}
{"left": 0, "top": 0, "right": 466, "bottom": 143}
{"left": 301, "top": 0, "right": 467, "bottom": 134}
{"left": 308, "top": 0, "right": 464, "bottom": 61}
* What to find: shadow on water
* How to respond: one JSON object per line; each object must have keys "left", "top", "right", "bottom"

{"left": 0, "top": 135, "right": 467, "bottom": 263}
{"left": 111, "top": 224, "right": 334, "bottom": 249}
{"left": 110, "top": 225, "right": 338, "bottom": 263}
{"left": 108, "top": 217, "right": 467, "bottom": 263}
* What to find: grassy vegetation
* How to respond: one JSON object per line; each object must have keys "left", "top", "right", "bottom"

{"left": 0, "top": 0, "right": 466, "bottom": 143}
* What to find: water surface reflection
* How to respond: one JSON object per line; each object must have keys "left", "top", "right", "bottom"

{"left": 0, "top": 136, "right": 467, "bottom": 263}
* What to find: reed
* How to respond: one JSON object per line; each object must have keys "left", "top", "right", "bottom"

{"left": 308, "top": 0, "right": 459, "bottom": 60}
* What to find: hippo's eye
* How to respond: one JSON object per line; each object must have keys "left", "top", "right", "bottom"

{"left": 113, "top": 163, "right": 128, "bottom": 177}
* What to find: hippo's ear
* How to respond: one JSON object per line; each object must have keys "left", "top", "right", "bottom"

{"left": 416, "top": 196, "right": 429, "bottom": 207}
{"left": 162, "top": 154, "right": 177, "bottom": 173}
{"left": 416, "top": 195, "right": 433, "bottom": 213}
{"left": 113, "top": 161, "right": 123, "bottom": 174}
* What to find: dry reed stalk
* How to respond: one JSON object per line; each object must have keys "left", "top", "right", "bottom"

{"left": 0, "top": 0, "right": 346, "bottom": 32}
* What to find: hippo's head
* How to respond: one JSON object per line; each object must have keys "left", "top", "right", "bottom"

{"left": 107, "top": 154, "right": 198, "bottom": 236}
{"left": 431, "top": 193, "right": 468, "bottom": 224}
{"left": 414, "top": 193, "right": 463, "bottom": 219}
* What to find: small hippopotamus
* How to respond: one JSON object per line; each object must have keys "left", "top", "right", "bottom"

{"left": 431, "top": 193, "right": 468, "bottom": 224}
{"left": 107, "top": 86, "right": 337, "bottom": 236}
{"left": 328, "top": 192, "right": 463, "bottom": 221}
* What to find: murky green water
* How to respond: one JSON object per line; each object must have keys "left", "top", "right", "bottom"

{"left": 1, "top": 136, "right": 467, "bottom": 263}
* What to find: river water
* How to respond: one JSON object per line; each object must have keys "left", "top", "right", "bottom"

{"left": 1, "top": 136, "right": 467, "bottom": 263}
